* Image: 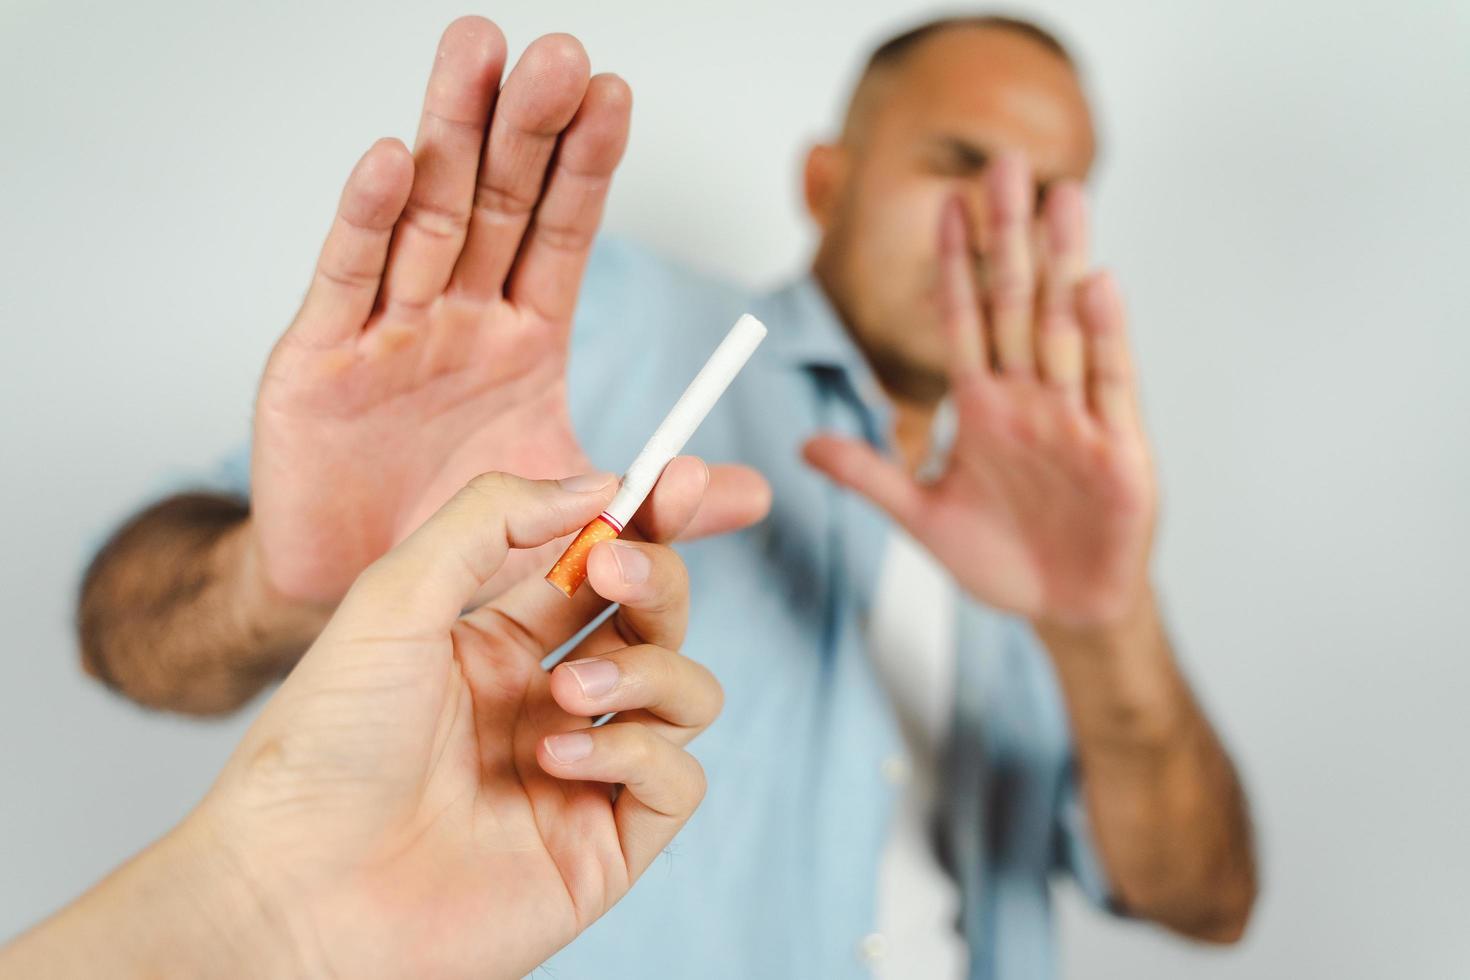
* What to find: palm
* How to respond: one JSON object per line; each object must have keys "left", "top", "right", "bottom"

{"left": 458, "top": 618, "right": 635, "bottom": 921}
{"left": 255, "top": 296, "right": 586, "bottom": 601}
{"left": 250, "top": 22, "right": 626, "bottom": 603}
{"left": 329, "top": 625, "right": 630, "bottom": 978}
{"left": 804, "top": 160, "right": 1158, "bottom": 629}
{"left": 914, "top": 376, "right": 1155, "bottom": 625}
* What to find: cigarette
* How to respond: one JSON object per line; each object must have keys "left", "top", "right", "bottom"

{"left": 545, "top": 313, "right": 768, "bottom": 597}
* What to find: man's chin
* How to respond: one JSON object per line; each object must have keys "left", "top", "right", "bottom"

{"left": 866, "top": 347, "right": 950, "bottom": 405}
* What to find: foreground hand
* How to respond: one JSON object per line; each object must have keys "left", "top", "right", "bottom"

{"left": 253, "top": 16, "right": 768, "bottom": 605}
{"left": 804, "top": 154, "right": 1156, "bottom": 629}
{"left": 193, "top": 466, "right": 718, "bottom": 978}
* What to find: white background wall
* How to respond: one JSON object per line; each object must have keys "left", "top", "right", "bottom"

{"left": 2, "top": 0, "right": 1467, "bottom": 976}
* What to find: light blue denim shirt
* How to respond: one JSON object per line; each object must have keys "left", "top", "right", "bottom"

{"left": 206, "top": 237, "right": 1115, "bottom": 979}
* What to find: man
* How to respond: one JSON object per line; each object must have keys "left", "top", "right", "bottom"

{"left": 79, "top": 12, "right": 1256, "bottom": 978}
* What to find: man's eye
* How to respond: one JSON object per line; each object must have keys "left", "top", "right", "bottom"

{"left": 932, "top": 150, "right": 988, "bottom": 177}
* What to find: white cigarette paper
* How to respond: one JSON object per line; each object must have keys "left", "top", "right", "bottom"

{"left": 603, "top": 313, "right": 768, "bottom": 529}
{"left": 544, "top": 313, "right": 767, "bottom": 597}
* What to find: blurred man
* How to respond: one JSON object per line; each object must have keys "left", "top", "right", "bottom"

{"left": 80, "top": 13, "right": 1255, "bottom": 978}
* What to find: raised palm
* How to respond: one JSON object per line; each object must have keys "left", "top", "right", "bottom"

{"left": 252, "top": 18, "right": 763, "bottom": 604}
{"left": 805, "top": 155, "right": 1156, "bottom": 629}
{"left": 901, "top": 363, "right": 1154, "bottom": 626}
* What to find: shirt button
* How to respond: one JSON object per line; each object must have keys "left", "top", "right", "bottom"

{"left": 880, "top": 754, "right": 909, "bottom": 786}
{"left": 858, "top": 932, "right": 887, "bottom": 966}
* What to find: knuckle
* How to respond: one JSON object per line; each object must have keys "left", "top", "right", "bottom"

{"left": 531, "top": 220, "right": 596, "bottom": 255}
{"left": 627, "top": 728, "right": 658, "bottom": 770}
{"left": 401, "top": 198, "right": 470, "bottom": 240}
{"left": 662, "top": 548, "right": 690, "bottom": 597}
{"left": 643, "top": 646, "right": 677, "bottom": 693}
{"left": 473, "top": 181, "right": 539, "bottom": 222}
{"left": 683, "top": 658, "right": 724, "bottom": 720}
{"left": 707, "top": 671, "right": 726, "bottom": 718}
{"left": 687, "top": 759, "right": 708, "bottom": 807}
{"left": 463, "top": 472, "right": 525, "bottom": 512}
{"left": 466, "top": 471, "right": 514, "bottom": 495}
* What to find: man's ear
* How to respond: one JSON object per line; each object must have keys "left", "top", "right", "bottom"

{"left": 803, "top": 142, "right": 847, "bottom": 231}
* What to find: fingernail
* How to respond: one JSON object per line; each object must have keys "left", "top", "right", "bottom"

{"left": 563, "top": 658, "right": 620, "bottom": 698}
{"left": 608, "top": 540, "right": 651, "bottom": 585}
{"left": 545, "top": 732, "right": 594, "bottom": 763}
{"left": 559, "top": 471, "right": 617, "bottom": 493}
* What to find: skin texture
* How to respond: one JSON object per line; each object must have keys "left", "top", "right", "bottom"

{"left": 77, "top": 17, "right": 770, "bottom": 714}
{"left": 799, "top": 26, "right": 1256, "bottom": 941}
{"left": 252, "top": 21, "right": 768, "bottom": 604}
{"left": 9, "top": 470, "right": 720, "bottom": 979}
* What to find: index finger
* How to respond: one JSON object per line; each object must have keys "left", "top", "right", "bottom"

{"left": 340, "top": 471, "right": 615, "bottom": 631}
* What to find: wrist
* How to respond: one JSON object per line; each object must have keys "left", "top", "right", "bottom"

{"left": 1035, "top": 579, "right": 1158, "bottom": 657}
{"left": 138, "top": 813, "right": 314, "bottom": 977}
{"left": 222, "top": 518, "right": 333, "bottom": 675}
{"left": 1036, "top": 585, "right": 1189, "bottom": 747}
{"left": 0, "top": 813, "right": 313, "bottom": 979}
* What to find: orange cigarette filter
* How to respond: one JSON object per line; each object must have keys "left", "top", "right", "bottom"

{"left": 544, "top": 314, "right": 768, "bottom": 598}
{"left": 545, "top": 514, "right": 622, "bottom": 597}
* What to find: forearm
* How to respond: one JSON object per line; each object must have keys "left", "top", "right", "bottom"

{"left": 1038, "top": 588, "right": 1257, "bottom": 942}
{"left": 0, "top": 816, "right": 305, "bottom": 978}
{"left": 78, "top": 494, "right": 329, "bottom": 714}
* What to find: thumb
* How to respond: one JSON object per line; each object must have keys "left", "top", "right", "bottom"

{"left": 341, "top": 471, "right": 617, "bottom": 631}
{"left": 801, "top": 435, "right": 924, "bottom": 530}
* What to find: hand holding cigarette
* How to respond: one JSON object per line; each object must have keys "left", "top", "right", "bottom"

{"left": 4, "top": 468, "right": 721, "bottom": 979}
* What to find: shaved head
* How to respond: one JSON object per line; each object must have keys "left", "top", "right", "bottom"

{"left": 804, "top": 13, "right": 1097, "bottom": 403}
{"left": 841, "top": 16, "right": 1081, "bottom": 150}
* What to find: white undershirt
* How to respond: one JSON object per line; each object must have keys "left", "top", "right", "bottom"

{"left": 863, "top": 526, "right": 968, "bottom": 979}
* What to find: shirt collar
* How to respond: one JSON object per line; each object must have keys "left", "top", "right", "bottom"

{"left": 759, "top": 275, "right": 865, "bottom": 371}
{"left": 757, "top": 273, "right": 959, "bottom": 474}
{"left": 757, "top": 274, "right": 895, "bottom": 432}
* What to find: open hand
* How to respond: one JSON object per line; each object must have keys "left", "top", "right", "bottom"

{"left": 804, "top": 154, "right": 1156, "bottom": 629}
{"left": 252, "top": 17, "right": 767, "bottom": 605}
